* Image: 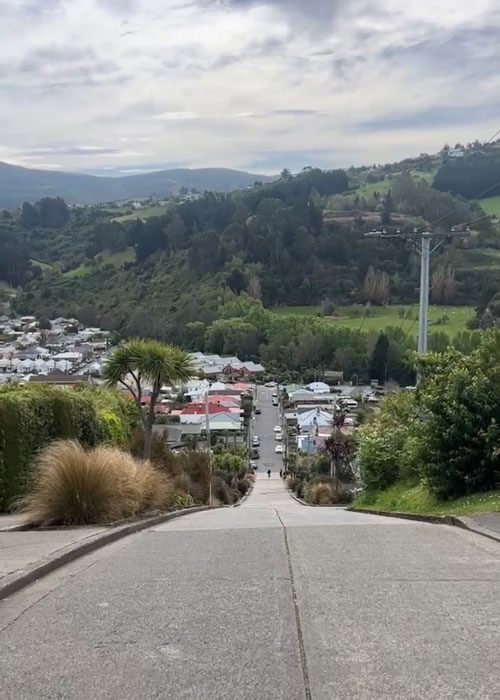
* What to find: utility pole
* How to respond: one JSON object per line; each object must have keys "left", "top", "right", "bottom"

{"left": 205, "top": 387, "right": 212, "bottom": 507}
{"left": 364, "top": 227, "right": 469, "bottom": 357}
{"left": 417, "top": 232, "right": 431, "bottom": 354}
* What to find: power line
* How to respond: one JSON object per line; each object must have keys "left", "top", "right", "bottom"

{"left": 485, "top": 126, "right": 500, "bottom": 144}
{"left": 429, "top": 137, "right": 500, "bottom": 228}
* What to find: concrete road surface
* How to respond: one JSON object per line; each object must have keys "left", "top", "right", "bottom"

{"left": 1, "top": 389, "right": 499, "bottom": 699}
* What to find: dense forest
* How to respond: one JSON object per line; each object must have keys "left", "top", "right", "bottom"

{"left": 433, "top": 150, "right": 500, "bottom": 199}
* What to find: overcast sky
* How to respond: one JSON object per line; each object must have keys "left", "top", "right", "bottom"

{"left": 1, "top": 0, "right": 499, "bottom": 175}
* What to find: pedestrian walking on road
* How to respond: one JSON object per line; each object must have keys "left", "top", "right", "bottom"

{"left": 267, "top": 469, "right": 271, "bottom": 478}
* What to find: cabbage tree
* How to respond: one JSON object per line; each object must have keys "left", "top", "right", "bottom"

{"left": 104, "top": 339, "right": 193, "bottom": 459}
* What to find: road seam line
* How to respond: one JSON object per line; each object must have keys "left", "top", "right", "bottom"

{"left": 275, "top": 508, "right": 312, "bottom": 700}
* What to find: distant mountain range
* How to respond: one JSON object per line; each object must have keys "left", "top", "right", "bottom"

{"left": 0, "top": 162, "right": 274, "bottom": 208}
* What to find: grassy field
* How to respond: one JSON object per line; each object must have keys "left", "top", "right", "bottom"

{"left": 354, "top": 481, "right": 500, "bottom": 516}
{"left": 98, "top": 247, "right": 135, "bottom": 265}
{"left": 480, "top": 196, "right": 500, "bottom": 217}
{"left": 63, "top": 247, "right": 135, "bottom": 278}
{"left": 457, "top": 248, "right": 500, "bottom": 272}
{"left": 30, "top": 259, "right": 53, "bottom": 271}
{"left": 112, "top": 205, "right": 168, "bottom": 223}
{"left": 354, "top": 180, "right": 392, "bottom": 198}
{"left": 353, "top": 170, "right": 435, "bottom": 198}
{"left": 271, "top": 304, "right": 474, "bottom": 337}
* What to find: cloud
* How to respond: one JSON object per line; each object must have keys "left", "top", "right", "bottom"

{"left": 1, "top": 0, "right": 500, "bottom": 173}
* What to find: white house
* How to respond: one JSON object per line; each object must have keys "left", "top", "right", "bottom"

{"left": 298, "top": 407, "right": 334, "bottom": 431}
{"left": 306, "top": 381, "right": 330, "bottom": 394}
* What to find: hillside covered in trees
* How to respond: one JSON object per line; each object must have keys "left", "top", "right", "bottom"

{"left": 1, "top": 157, "right": 499, "bottom": 380}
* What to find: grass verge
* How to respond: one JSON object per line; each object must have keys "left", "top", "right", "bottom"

{"left": 354, "top": 481, "right": 500, "bottom": 516}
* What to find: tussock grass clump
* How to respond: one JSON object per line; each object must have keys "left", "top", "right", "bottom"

{"left": 305, "top": 480, "right": 353, "bottom": 505}
{"left": 306, "top": 482, "right": 339, "bottom": 505}
{"left": 21, "top": 440, "right": 172, "bottom": 526}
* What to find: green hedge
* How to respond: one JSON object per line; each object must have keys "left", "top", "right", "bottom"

{"left": 0, "top": 385, "right": 139, "bottom": 511}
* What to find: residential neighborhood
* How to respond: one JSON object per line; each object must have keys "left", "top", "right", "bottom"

{"left": 0, "top": 315, "right": 111, "bottom": 383}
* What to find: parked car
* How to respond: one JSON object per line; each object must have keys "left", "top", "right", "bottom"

{"left": 255, "top": 407, "right": 261, "bottom": 414}
{"left": 250, "top": 461, "right": 258, "bottom": 470}
{"left": 252, "top": 436, "right": 260, "bottom": 446}
{"left": 275, "top": 444, "right": 284, "bottom": 454}
{"left": 272, "top": 399, "right": 279, "bottom": 407}
{"left": 273, "top": 425, "right": 282, "bottom": 432}
{"left": 265, "top": 381, "right": 277, "bottom": 388}
{"left": 250, "top": 448, "right": 260, "bottom": 459}
{"left": 275, "top": 433, "right": 283, "bottom": 441}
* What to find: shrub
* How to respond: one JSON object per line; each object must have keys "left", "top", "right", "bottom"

{"left": 357, "top": 391, "right": 418, "bottom": 492}
{"left": 181, "top": 451, "right": 211, "bottom": 503}
{"left": 0, "top": 384, "right": 139, "bottom": 511}
{"left": 76, "top": 386, "right": 139, "bottom": 447}
{"left": 20, "top": 440, "right": 172, "bottom": 526}
{"left": 131, "top": 430, "right": 181, "bottom": 476}
{"left": 417, "top": 332, "right": 500, "bottom": 499}
{"left": 237, "top": 478, "right": 250, "bottom": 496}
{"left": 306, "top": 482, "right": 339, "bottom": 505}
{"left": 296, "top": 480, "right": 306, "bottom": 499}
{"left": 173, "top": 471, "right": 193, "bottom": 495}
{"left": 166, "top": 490, "right": 194, "bottom": 508}
{"left": 211, "top": 475, "right": 233, "bottom": 505}
{"left": 0, "top": 386, "right": 105, "bottom": 511}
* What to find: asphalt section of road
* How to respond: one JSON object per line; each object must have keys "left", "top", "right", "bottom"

{"left": 1, "top": 390, "right": 499, "bottom": 699}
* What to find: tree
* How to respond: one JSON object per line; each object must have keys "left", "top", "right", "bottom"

{"left": 38, "top": 316, "right": 52, "bottom": 330}
{"left": 322, "top": 416, "right": 355, "bottom": 491}
{"left": 104, "top": 339, "right": 193, "bottom": 459}
{"left": 381, "top": 189, "right": 393, "bottom": 225}
{"left": 361, "top": 267, "right": 389, "bottom": 304}
{"left": 226, "top": 267, "right": 246, "bottom": 295}
{"left": 21, "top": 202, "right": 39, "bottom": 228}
{"left": 36, "top": 197, "right": 69, "bottom": 228}
{"left": 431, "top": 266, "right": 458, "bottom": 304}
{"left": 369, "top": 333, "right": 389, "bottom": 382}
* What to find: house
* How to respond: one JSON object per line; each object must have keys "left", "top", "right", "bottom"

{"left": 179, "top": 404, "right": 232, "bottom": 425}
{"left": 324, "top": 370, "right": 344, "bottom": 384}
{"left": 306, "top": 381, "right": 330, "bottom": 394}
{"left": 207, "top": 412, "right": 243, "bottom": 432}
{"left": 298, "top": 407, "right": 334, "bottom": 431}
{"left": 222, "top": 361, "right": 264, "bottom": 378}
{"left": 288, "top": 390, "right": 339, "bottom": 406}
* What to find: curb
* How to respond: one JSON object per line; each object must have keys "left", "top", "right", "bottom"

{"left": 349, "top": 507, "right": 500, "bottom": 544}
{"left": 288, "top": 491, "right": 350, "bottom": 508}
{"left": 0, "top": 505, "right": 218, "bottom": 601}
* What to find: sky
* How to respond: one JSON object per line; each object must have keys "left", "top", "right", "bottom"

{"left": 1, "top": 0, "right": 500, "bottom": 175}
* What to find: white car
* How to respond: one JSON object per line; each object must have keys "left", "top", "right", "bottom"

{"left": 265, "top": 381, "right": 276, "bottom": 388}
{"left": 275, "top": 444, "right": 284, "bottom": 454}
{"left": 275, "top": 433, "right": 283, "bottom": 441}
{"left": 273, "top": 425, "right": 281, "bottom": 432}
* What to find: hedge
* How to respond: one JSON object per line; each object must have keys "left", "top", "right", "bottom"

{"left": 0, "top": 385, "right": 139, "bottom": 511}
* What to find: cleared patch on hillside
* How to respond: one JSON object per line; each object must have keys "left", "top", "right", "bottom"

{"left": 271, "top": 304, "right": 474, "bottom": 336}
